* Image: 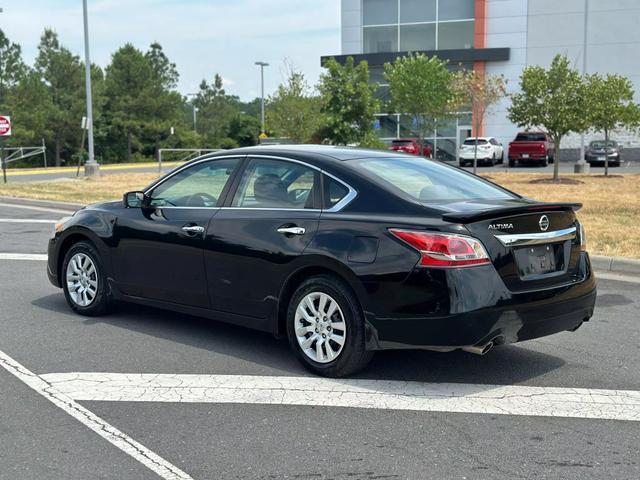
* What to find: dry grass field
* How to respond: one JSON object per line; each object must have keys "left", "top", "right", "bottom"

{"left": 1, "top": 171, "right": 638, "bottom": 258}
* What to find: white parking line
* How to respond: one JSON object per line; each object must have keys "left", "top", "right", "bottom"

{"left": 0, "top": 350, "right": 193, "bottom": 480}
{"left": 0, "top": 218, "right": 57, "bottom": 223}
{"left": 41, "top": 372, "right": 640, "bottom": 422}
{"left": 0, "top": 253, "right": 48, "bottom": 261}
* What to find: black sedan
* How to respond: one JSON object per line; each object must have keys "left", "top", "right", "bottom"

{"left": 48, "top": 146, "right": 596, "bottom": 377}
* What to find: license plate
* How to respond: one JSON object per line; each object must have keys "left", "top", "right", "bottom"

{"left": 515, "top": 244, "right": 559, "bottom": 277}
{"left": 521, "top": 153, "right": 529, "bottom": 158}
{"left": 597, "top": 156, "right": 605, "bottom": 161}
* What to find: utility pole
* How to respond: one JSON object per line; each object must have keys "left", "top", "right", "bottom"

{"left": 82, "top": 0, "right": 99, "bottom": 176}
{"left": 575, "top": 0, "right": 591, "bottom": 174}
{"left": 255, "top": 61, "right": 269, "bottom": 135}
{"left": 186, "top": 93, "right": 198, "bottom": 132}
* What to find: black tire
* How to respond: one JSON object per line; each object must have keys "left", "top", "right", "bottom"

{"left": 491, "top": 154, "right": 496, "bottom": 166}
{"left": 286, "top": 274, "right": 373, "bottom": 377}
{"left": 541, "top": 156, "right": 549, "bottom": 167}
{"left": 62, "top": 240, "right": 111, "bottom": 316}
{"left": 508, "top": 159, "right": 516, "bottom": 168}
{"left": 459, "top": 161, "right": 466, "bottom": 167}
{"left": 500, "top": 151, "right": 505, "bottom": 164}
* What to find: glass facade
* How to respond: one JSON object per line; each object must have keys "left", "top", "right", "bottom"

{"left": 362, "top": 0, "right": 475, "bottom": 53}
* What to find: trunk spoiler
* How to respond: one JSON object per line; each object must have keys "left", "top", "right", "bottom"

{"left": 442, "top": 202, "right": 582, "bottom": 223}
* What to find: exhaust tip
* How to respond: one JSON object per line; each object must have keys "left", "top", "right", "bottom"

{"left": 461, "top": 341, "right": 494, "bottom": 356}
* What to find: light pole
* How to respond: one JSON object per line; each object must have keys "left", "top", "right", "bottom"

{"left": 575, "top": 0, "right": 590, "bottom": 173}
{"left": 186, "top": 93, "right": 198, "bottom": 132}
{"left": 255, "top": 61, "right": 269, "bottom": 135}
{"left": 82, "top": 0, "right": 99, "bottom": 176}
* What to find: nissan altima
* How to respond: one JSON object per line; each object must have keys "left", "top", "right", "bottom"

{"left": 48, "top": 146, "right": 596, "bottom": 377}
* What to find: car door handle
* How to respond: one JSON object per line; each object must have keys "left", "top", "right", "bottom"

{"left": 181, "top": 225, "right": 205, "bottom": 234}
{"left": 277, "top": 226, "right": 306, "bottom": 236}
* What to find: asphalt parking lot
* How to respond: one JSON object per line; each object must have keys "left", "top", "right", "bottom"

{"left": 1, "top": 202, "right": 639, "bottom": 480}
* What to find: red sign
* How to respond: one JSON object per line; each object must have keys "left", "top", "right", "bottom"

{"left": 0, "top": 116, "right": 11, "bottom": 136}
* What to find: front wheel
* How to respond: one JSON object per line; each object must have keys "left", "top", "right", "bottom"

{"left": 62, "top": 241, "right": 111, "bottom": 316}
{"left": 287, "top": 275, "right": 373, "bottom": 377}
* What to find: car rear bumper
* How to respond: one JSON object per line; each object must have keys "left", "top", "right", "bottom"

{"left": 365, "top": 253, "right": 596, "bottom": 351}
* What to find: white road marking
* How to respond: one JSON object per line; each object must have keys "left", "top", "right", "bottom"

{"left": 0, "top": 351, "right": 193, "bottom": 480}
{"left": 41, "top": 372, "right": 640, "bottom": 423}
{"left": 0, "top": 202, "right": 75, "bottom": 214}
{"left": 0, "top": 218, "right": 57, "bottom": 223}
{"left": 596, "top": 272, "right": 640, "bottom": 285}
{"left": 0, "top": 253, "right": 48, "bottom": 261}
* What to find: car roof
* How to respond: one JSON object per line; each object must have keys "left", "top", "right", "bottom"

{"left": 464, "top": 137, "right": 491, "bottom": 140}
{"left": 209, "top": 144, "right": 399, "bottom": 161}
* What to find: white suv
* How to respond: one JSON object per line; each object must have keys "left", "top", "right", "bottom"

{"left": 459, "top": 137, "right": 504, "bottom": 167}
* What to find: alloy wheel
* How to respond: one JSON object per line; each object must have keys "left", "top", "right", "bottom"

{"left": 294, "top": 292, "right": 347, "bottom": 363}
{"left": 66, "top": 253, "right": 98, "bottom": 307}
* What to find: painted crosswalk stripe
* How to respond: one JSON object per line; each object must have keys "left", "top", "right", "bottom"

{"left": 0, "top": 253, "right": 48, "bottom": 261}
{"left": 0, "top": 351, "right": 193, "bottom": 480}
{"left": 41, "top": 372, "right": 640, "bottom": 423}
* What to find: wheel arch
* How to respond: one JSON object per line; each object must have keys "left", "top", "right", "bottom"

{"left": 56, "top": 228, "right": 108, "bottom": 281}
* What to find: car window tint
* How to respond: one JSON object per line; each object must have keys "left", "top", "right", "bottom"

{"left": 515, "top": 133, "right": 546, "bottom": 142}
{"left": 324, "top": 176, "right": 349, "bottom": 209}
{"left": 149, "top": 158, "right": 238, "bottom": 207}
{"left": 232, "top": 158, "right": 318, "bottom": 209}
{"left": 352, "top": 157, "right": 515, "bottom": 203}
{"left": 463, "top": 139, "right": 488, "bottom": 145}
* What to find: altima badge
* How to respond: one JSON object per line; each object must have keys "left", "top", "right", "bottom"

{"left": 539, "top": 215, "right": 550, "bottom": 231}
{"left": 488, "top": 223, "right": 514, "bottom": 230}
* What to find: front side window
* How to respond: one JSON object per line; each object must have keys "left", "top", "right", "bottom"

{"left": 148, "top": 158, "right": 238, "bottom": 207}
{"left": 232, "top": 158, "right": 318, "bottom": 209}
{"left": 351, "top": 157, "right": 516, "bottom": 203}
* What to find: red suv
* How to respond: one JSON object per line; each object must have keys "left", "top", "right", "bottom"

{"left": 389, "top": 138, "right": 432, "bottom": 157}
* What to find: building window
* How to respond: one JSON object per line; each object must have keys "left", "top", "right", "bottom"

{"left": 438, "top": 0, "right": 475, "bottom": 21}
{"left": 363, "top": 0, "right": 398, "bottom": 26}
{"left": 438, "top": 20, "right": 474, "bottom": 50}
{"left": 400, "top": 0, "right": 436, "bottom": 23}
{"left": 400, "top": 23, "right": 436, "bottom": 52}
{"left": 364, "top": 26, "right": 398, "bottom": 53}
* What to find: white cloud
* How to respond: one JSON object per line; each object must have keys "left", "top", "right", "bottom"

{"left": 1, "top": 0, "right": 340, "bottom": 100}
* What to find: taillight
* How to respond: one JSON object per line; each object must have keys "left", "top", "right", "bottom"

{"left": 389, "top": 229, "right": 491, "bottom": 268}
{"left": 578, "top": 222, "right": 587, "bottom": 251}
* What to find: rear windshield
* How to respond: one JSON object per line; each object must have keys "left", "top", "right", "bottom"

{"left": 515, "top": 133, "right": 546, "bottom": 142}
{"left": 351, "top": 157, "right": 516, "bottom": 203}
{"left": 463, "top": 139, "right": 488, "bottom": 145}
{"left": 590, "top": 141, "right": 617, "bottom": 149}
{"left": 392, "top": 140, "right": 413, "bottom": 146}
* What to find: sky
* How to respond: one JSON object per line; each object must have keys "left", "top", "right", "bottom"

{"left": 0, "top": 0, "right": 341, "bottom": 101}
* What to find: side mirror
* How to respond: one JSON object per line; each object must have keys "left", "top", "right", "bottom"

{"left": 123, "top": 191, "right": 146, "bottom": 208}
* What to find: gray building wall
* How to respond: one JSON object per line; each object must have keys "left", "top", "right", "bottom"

{"left": 341, "top": 0, "right": 362, "bottom": 55}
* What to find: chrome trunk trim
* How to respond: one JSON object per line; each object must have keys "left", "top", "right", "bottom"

{"left": 494, "top": 226, "right": 577, "bottom": 247}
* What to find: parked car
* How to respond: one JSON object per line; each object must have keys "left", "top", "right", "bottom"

{"left": 585, "top": 140, "right": 622, "bottom": 167}
{"left": 508, "top": 132, "right": 555, "bottom": 167}
{"left": 48, "top": 146, "right": 596, "bottom": 377}
{"left": 389, "top": 138, "right": 432, "bottom": 157}
{"left": 459, "top": 137, "right": 504, "bottom": 167}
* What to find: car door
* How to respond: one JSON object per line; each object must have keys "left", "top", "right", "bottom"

{"left": 204, "top": 156, "right": 321, "bottom": 323}
{"left": 112, "top": 156, "right": 242, "bottom": 307}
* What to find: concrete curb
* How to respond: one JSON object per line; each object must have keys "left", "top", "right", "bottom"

{"left": 0, "top": 196, "right": 85, "bottom": 212}
{"left": 1, "top": 195, "right": 640, "bottom": 277}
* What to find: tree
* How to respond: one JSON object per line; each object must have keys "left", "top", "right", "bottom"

{"left": 318, "top": 57, "right": 378, "bottom": 145}
{"left": 585, "top": 73, "right": 640, "bottom": 176}
{"left": 267, "top": 65, "right": 321, "bottom": 143}
{"left": 0, "top": 29, "right": 27, "bottom": 106}
{"left": 384, "top": 53, "right": 461, "bottom": 157}
{"left": 145, "top": 42, "right": 179, "bottom": 90}
{"left": 456, "top": 69, "right": 506, "bottom": 173}
{"left": 508, "top": 54, "right": 588, "bottom": 181}
{"left": 228, "top": 113, "right": 260, "bottom": 147}
{"left": 193, "top": 74, "right": 238, "bottom": 147}
{"left": 35, "top": 29, "right": 87, "bottom": 165}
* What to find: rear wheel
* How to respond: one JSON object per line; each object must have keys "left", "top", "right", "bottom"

{"left": 286, "top": 275, "right": 373, "bottom": 377}
{"left": 62, "top": 241, "right": 111, "bottom": 316}
{"left": 508, "top": 158, "right": 516, "bottom": 168}
{"left": 491, "top": 153, "right": 496, "bottom": 166}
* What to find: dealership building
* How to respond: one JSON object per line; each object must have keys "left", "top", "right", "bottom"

{"left": 323, "top": 0, "right": 640, "bottom": 160}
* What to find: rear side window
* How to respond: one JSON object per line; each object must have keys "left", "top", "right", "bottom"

{"left": 515, "top": 133, "right": 546, "bottom": 141}
{"left": 323, "top": 176, "right": 349, "bottom": 209}
{"left": 351, "top": 157, "right": 515, "bottom": 203}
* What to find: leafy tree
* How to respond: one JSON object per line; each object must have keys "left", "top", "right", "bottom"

{"left": 228, "top": 113, "right": 260, "bottom": 147}
{"left": 585, "top": 73, "right": 640, "bottom": 176}
{"left": 385, "top": 53, "right": 461, "bottom": 156}
{"left": 318, "top": 57, "right": 378, "bottom": 145}
{"left": 456, "top": 69, "right": 506, "bottom": 173}
{"left": 35, "top": 29, "right": 86, "bottom": 166}
{"left": 0, "top": 29, "right": 27, "bottom": 106}
{"left": 508, "top": 54, "right": 588, "bottom": 181}
{"left": 104, "top": 43, "right": 183, "bottom": 162}
{"left": 193, "top": 74, "right": 238, "bottom": 147}
{"left": 267, "top": 66, "right": 321, "bottom": 143}
{"left": 145, "top": 42, "right": 179, "bottom": 90}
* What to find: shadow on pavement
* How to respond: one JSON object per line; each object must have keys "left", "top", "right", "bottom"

{"left": 32, "top": 294, "right": 566, "bottom": 385}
